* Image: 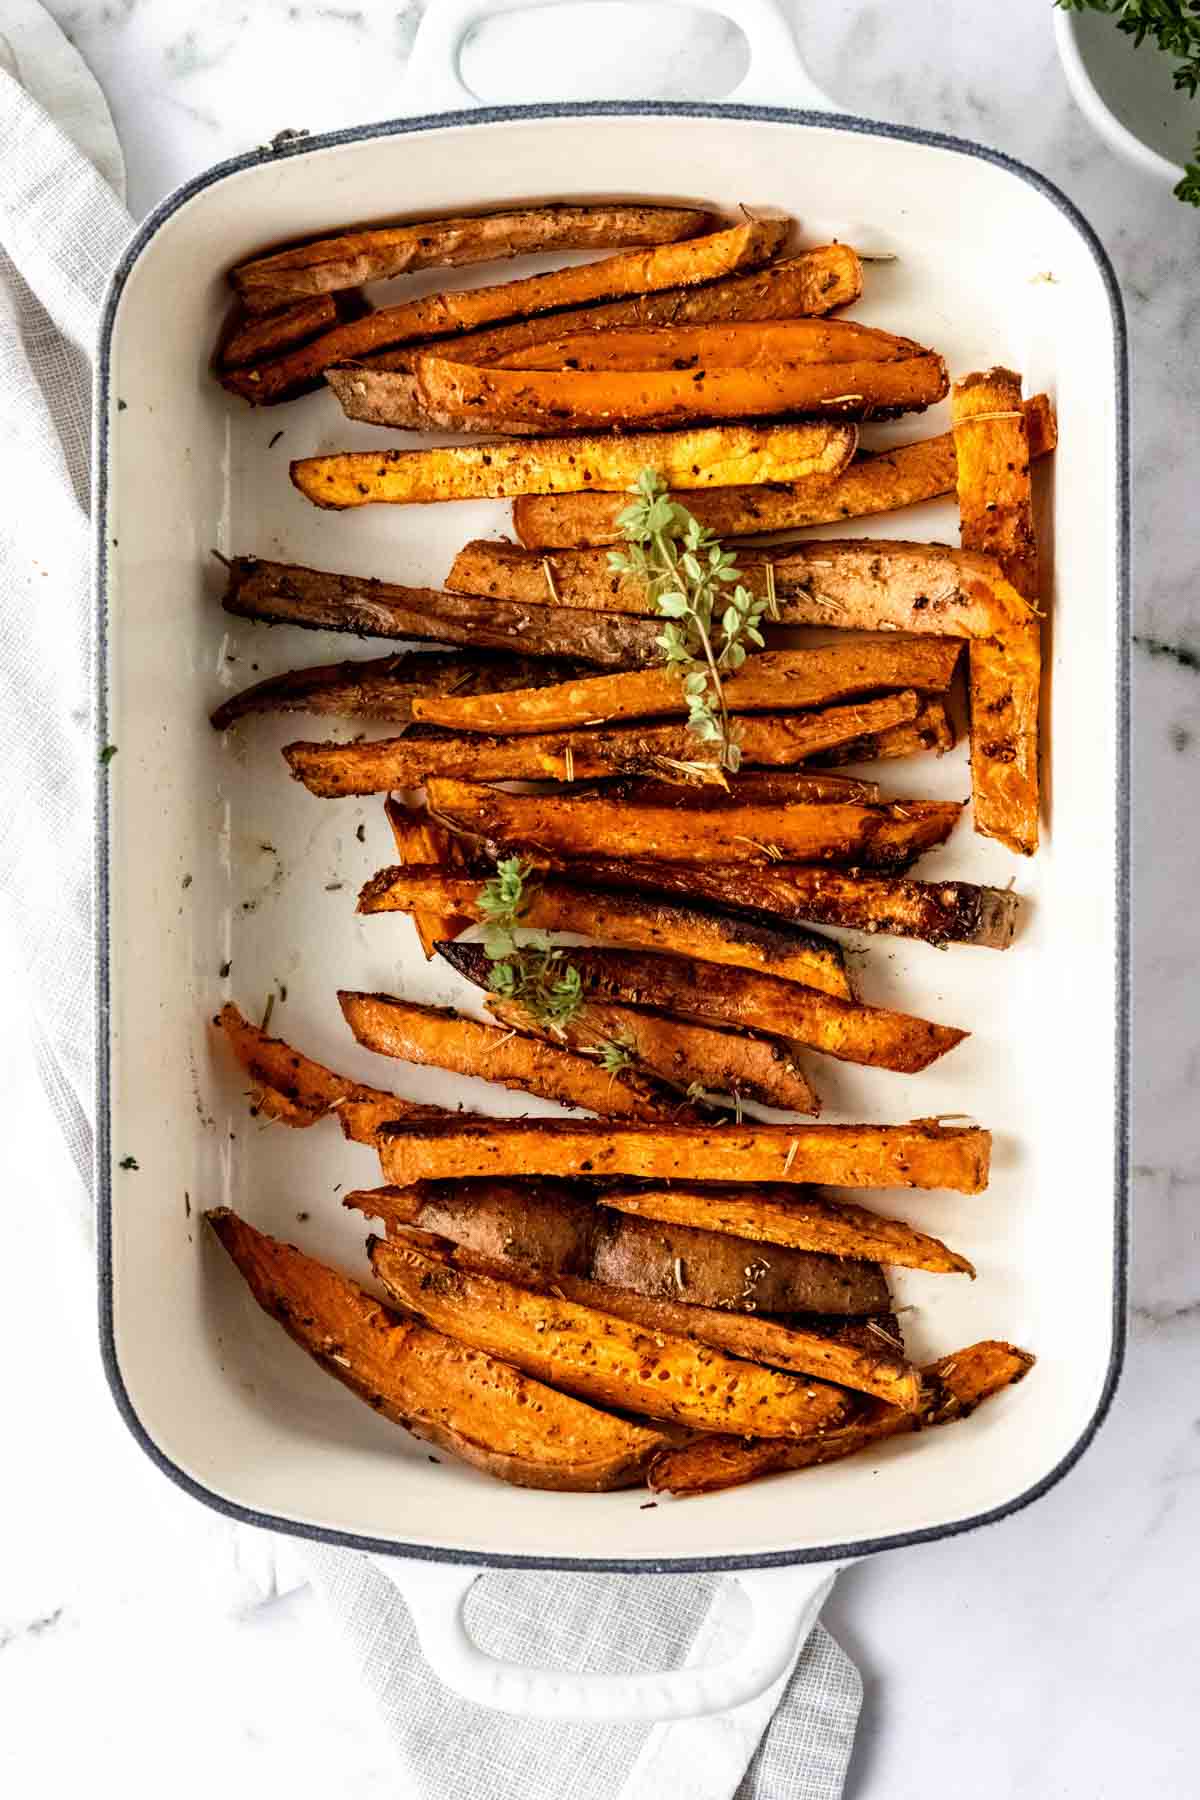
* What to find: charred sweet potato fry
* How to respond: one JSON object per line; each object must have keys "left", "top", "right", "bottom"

{"left": 648, "top": 1340, "right": 1035, "bottom": 1495}
{"left": 484, "top": 993, "right": 821, "bottom": 1115}
{"left": 347, "top": 1204, "right": 916, "bottom": 1408}
{"left": 952, "top": 368, "right": 1042, "bottom": 855}
{"left": 448, "top": 535, "right": 1028, "bottom": 626}
{"left": 495, "top": 317, "right": 925, "bottom": 373}
{"left": 383, "top": 796, "right": 472, "bottom": 958}
{"left": 414, "top": 348, "right": 948, "bottom": 433}
{"left": 219, "top": 295, "right": 339, "bottom": 367}
{"left": 443, "top": 939, "right": 967, "bottom": 1075}
{"left": 510, "top": 394, "right": 1056, "bottom": 547}
{"left": 367, "top": 1233, "right": 852, "bottom": 1438}
{"left": 215, "top": 1001, "right": 440, "bottom": 1142}
{"left": 346, "top": 1179, "right": 892, "bottom": 1317}
{"left": 411, "top": 639, "right": 961, "bottom": 734}
{"left": 225, "top": 219, "right": 789, "bottom": 402}
{"left": 376, "top": 1116, "right": 992, "bottom": 1193}
{"left": 290, "top": 421, "right": 857, "bottom": 509}
{"left": 282, "top": 693, "right": 920, "bottom": 790}
{"left": 356, "top": 866, "right": 852, "bottom": 996}
{"left": 212, "top": 650, "right": 585, "bottom": 732}
{"left": 598, "top": 1184, "right": 974, "bottom": 1275}
{"left": 541, "top": 856, "right": 1019, "bottom": 950}
{"left": 423, "top": 777, "right": 963, "bottom": 869}
{"left": 608, "top": 770, "right": 880, "bottom": 804}
{"left": 221, "top": 555, "right": 663, "bottom": 668}
{"left": 207, "top": 1209, "right": 665, "bottom": 1491}
{"left": 808, "top": 696, "right": 956, "bottom": 766}
{"left": 337, "top": 989, "right": 695, "bottom": 1121}
{"left": 230, "top": 202, "right": 715, "bottom": 311}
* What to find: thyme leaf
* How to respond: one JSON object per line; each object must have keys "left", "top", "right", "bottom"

{"left": 477, "top": 857, "right": 585, "bottom": 1029}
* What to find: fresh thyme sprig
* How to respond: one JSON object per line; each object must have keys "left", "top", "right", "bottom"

{"left": 478, "top": 856, "right": 585, "bottom": 1029}
{"left": 608, "top": 470, "right": 772, "bottom": 774}
{"left": 1056, "top": 0, "right": 1200, "bottom": 204}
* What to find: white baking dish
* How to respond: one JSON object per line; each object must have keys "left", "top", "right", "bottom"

{"left": 96, "top": 0, "right": 1128, "bottom": 1720}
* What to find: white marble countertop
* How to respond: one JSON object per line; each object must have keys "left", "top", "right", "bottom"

{"left": 3, "top": 1, "right": 1198, "bottom": 1795}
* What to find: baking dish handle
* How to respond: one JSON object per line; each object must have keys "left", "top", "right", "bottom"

{"left": 374, "top": 1555, "right": 842, "bottom": 1720}
{"left": 399, "top": 0, "right": 835, "bottom": 116}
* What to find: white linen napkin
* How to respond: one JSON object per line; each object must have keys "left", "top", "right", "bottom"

{"left": 0, "top": 8, "right": 861, "bottom": 1792}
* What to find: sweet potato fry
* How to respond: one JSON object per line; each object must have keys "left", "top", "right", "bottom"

{"left": 346, "top": 1179, "right": 892, "bottom": 1317}
{"left": 608, "top": 770, "right": 880, "bottom": 804}
{"left": 221, "top": 555, "right": 663, "bottom": 667}
{"left": 598, "top": 1185, "right": 974, "bottom": 1275}
{"left": 511, "top": 394, "right": 1057, "bottom": 546}
{"left": 485, "top": 993, "right": 821, "bottom": 1114}
{"left": 219, "top": 295, "right": 339, "bottom": 367}
{"left": 953, "top": 367, "right": 1042, "bottom": 855}
{"left": 230, "top": 202, "right": 715, "bottom": 311}
{"left": 206, "top": 1209, "right": 665, "bottom": 1491}
{"left": 383, "top": 796, "right": 472, "bottom": 958}
{"left": 356, "top": 866, "right": 852, "bottom": 996}
{"left": 648, "top": 1340, "right": 1036, "bottom": 1494}
{"left": 495, "top": 317, "right": 925, "bottom": 373}
{"left": 224, "top": 219, "right": 789, "bottom": 402}
{"left": 414, "top": 349, "right": 949, "bottom": 433}
{"left": 337, "top": 989, "right": 695, "bottom": 1121}
{"left": 211, "top": 650, "right": 585, "bottom": 731}
{"left": 542, "top": 857, "right": 1019, "bottom": 950}
{"left": 411, "top": 639, "right": 961, "bottom": 734}
{"left": 327, "top": 246, "right": 864, "bottom": 428}
{"left": 282, "top": 693, "right": 920, "bottom": 789}
{"left": 215, "top": 1000, "right": 439, "bottom": 1142}
{"left": 290, "top": 421, "right": 857, "bottom": 510}
{"left": 423, "top": 777, "right": 963, "bottom": 869}
{"left": 376, "top": 1116, "right": 992, "bottom": 1193}
{"left": 349, "top": 1213, "right": 917, "bottom": 1409}
{"left": 808, "top": 695, "right": 955, "bottom": 766}
{"left": 367, "top": 1233, "right": 851, "bottom": 1439}
{"left": 448, "top": 535, "right": 1031, "bottom": 626}
{"left": 443, "top": 939, "right": 967, "bottom": 1074}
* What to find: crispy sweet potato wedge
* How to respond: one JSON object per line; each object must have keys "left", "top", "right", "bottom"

{"left": 423, "top": 777, "right": 963, "bottom": 869}
{"left": 808, "top": 695, "right": 956, "bottom": 766}
{"left": 225, "top": 219, "right": 789, "bottom": 402}
{"left": 220, "top": 295, "right": 340, "bottom": 367}
{"left": 484, "top": 993, "right": 821, "bottom": 1114}
{"left": 953, "top": 368, "right": 1042, "bottom": 855}
{"left": 328, "top": 247, "right": 866, "bottom": 429}
{"left": 448, "top": 535, "right": 1030, "bottom": 626}
{"left": 221, "top": 555, "right": 663, "bottom": 667}
{"left": 215, "top": 1001, "right": 440, "bottom": 1142}
{"left": 542, "top": 855, "right": 1019, "bottom": 949}
{"left": 411, "top": 639, "right": 961, "bottom": 734}
{"left": 348, "top": 1213, "right": 918, "bottom": 1409}
{"left": 346, "top": 1179, "right": 892, "bottom": 1317}
{"left": 598, "top": 1184, "right": 974, "bottom": 1275}
{"left": 648, "top": 1339, "right": 1036, "bottom": 1494}
{"left": 443, "top": 939, "right": 967, "bottom": 1074}
{"left": 230, "top": 202, "right": 715, "bottom": 311}
{"left": 496, "top": 318, "right": 924, "bottom": 373}
{"left": 608, "top": 770, "right": 880, "bottom": 804}
{"left": 511, "top": 394, "right": 1057, "bottom": 546}
{"left": 376, "top": 1116, "right": 991, "bottom": 1193}
{"left": 383, "top": 796, "right": 472, "bottom": 958}
{"left": 291, "top": 421, "right": 858, "bottom": 509}
{"left": 211, "top": 649, "right": 585, "bottom": 731}
{"left": 414, "top": 348, "right": 949, "bottom": 433}
{"left": 367, "top": 1232, "right": 851, "bottom": 1438}
{"left": 356, "top": 867, "right": 852, "bottom": 996}
{"left": 282, "top": 693, "right": 920, "bottom": 789}
{"left": 337, "top": 989, "right": 695, "bottom": 1121}
{"left": 207, "top": 1209, "right": 664, "bottom": 1491}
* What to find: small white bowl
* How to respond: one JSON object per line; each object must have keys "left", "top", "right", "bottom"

{"left": 1055, "top": 7, "right": 1194, "bottom": 185}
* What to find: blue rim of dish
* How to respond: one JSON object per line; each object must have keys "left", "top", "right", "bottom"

{"left": 95, "top": 100, "right": 1130, "bottom": 1574}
